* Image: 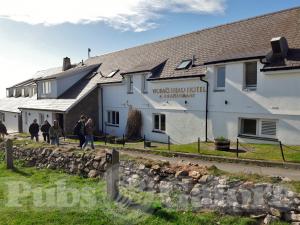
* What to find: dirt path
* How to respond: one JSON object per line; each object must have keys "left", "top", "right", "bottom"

{"left": 121, "top": 150, "right": 300, "bottom": 181}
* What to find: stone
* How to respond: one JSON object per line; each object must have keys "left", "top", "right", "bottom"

{"left": 88, "top": 170, "right": 98, "bottom": 178}
{"left": 159, "top": 181, "right": 173, "bottom": 193}
{"left": 175, "top": 170, "right": 189, "bottom": 178}
{"left": 151, "top": 165, "right": 160, "bottom": 170}
{"left": 282, "top": 177, "right": 292, "bottom": 182}
{"left": 270, "top": 207, "right": 281, "bottom": 217}
{"left": 138, "top": 164, "right": 146, "bottom": 170}
{"left": 284, "top": 211, "right": 300, "bottom": 222}
{"left": 92, "top": 161, "right": 100, "bottom": 169}
{"left": 198, "top": 175, "right": 213, "bottom": 184}
{"left": 189, "top": 171, "right": 201, "bottom": 179}
{"left": 292, "top": 222, "right": 300, "bottom": 225}
{"left": 263, "top": 214, "right": 279, "bottom": 224}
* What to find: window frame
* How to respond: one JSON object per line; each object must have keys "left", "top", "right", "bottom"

{"left": 42, "top": 81, "right": 51, "bottom": 95}
{"left": 127, "top": 75, "right": 133, "bottom": 94}
{"left": 107, "top": 110, "right": 120, "bottom": 127}
{"left": 215, "top": 65, "right": 226, "bottom": 91}
{"left": 176, "top": 59, "right": 192, "bottom": 70}
{"left": 141, "top": 74, "right": 148, "bottom": 93}
{"left": 244, "top": 61, "right": 258, "bottom": 90}
{"left": 239, "top": 118, "right": 277, "bottom": 139}
{"left": 153, "top": 113, "right": 166, "bottom": 133}
{"left": 38, "top": 113, "right": 44, "bottom": 125}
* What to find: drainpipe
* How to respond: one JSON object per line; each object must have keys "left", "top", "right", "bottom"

{"left": 100, "top": 86, "right": 104, "bottom": 133}
{"left": 200, "top": 76, "right": 209, "bottom": 142}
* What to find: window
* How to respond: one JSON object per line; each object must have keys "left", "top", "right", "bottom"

{"left": 240, "top": 118, "right": 277, "bottom": 138}
{"left": 215, "top": 66, "right": 226, "bottom": 90}
{"left": 39, "top": 113, "right": 45, "bottom": 125}
{"left": 107, "top": 70, "right": 119, "bottom": 78}
{"left": 141, "top": 75, "right": 148, "bottom": 93}
{"left": 107, "top": 111, "right": 119, "bottom": 126}
{"left": 176, "top": 59, "right": 192, "bottom": 70}
{"left": 153, "top": 114, "right": 166, "bottom": 132}
{"left": 127, "top": 76, "right": 133, "bottom": 94}
{"left": 25, "top": 112, "right": 28, "bottom": 125}
{"left": 245, "top": 61, "right": 257, "bottom": 89}
{"left": 0, "top": 113, "right": 5, "bottom": 122}
{"left": 13, "top": 89, "right": 16, "bottom": 97}
{"left": 240, "top": 118, "right": 257, "bottom": 135}
{"left": 261, "top": 120, "right": 277, "bottom": 136}
{"left": 21, "top": 89, "right": 25, "bottom": 97}
{"left": 42, "top": 81, "right": 51, "bottom": 94}
{"left": 6, "top": 89, "right": 10, "bottom": 97}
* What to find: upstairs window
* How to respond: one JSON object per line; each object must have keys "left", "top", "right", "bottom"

{"left": 153, "top": 114, "right": 166, "bottom": 133}
{"left": 107, "top": 70, "right": 119, "bottom": 78}
{"left": 215, "top": 66, "right": 226, "bottom": 90}
{"left": 176, "top": 59, "right": 192, "bottom": 70}
{"left": 245, "top": 61, "right": 257, "bottom": 90}
{"left": 141, "top": 75, "right": 148, "bottom": 93}
{"left": 127, "top": 75, "right": 133, "bottom": 94}
{"left": 21, "top": 88, "right": 25, "bottom": 97}
{"left": 42, "top": 81, "right": 51, "bottom": 94}
{"left": 6, "top": 89, "right": 10, "bottom": 97}
{"left": 13, "top": 89, "right": 16, "bottom": 97}
{"left": 107, "top": 111, "right": 119, "bottom": 126}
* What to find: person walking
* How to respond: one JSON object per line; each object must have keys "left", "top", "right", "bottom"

{"left": 29, "top": 119, "right": 39, "bottom": 142}
{"left": 0, "top": 121, "right": 8, "bottom": 138}
{"left": 41, "top": 120, "right": 51, "bottom": 143}
{"left": 49, "top": 120, "right": 62, "bottom": 146}
{"left": 74, "top": 115, "right": 86, "bottom": 148}
{"left": 82, "top": 118, "right": 95, "bottom": 149}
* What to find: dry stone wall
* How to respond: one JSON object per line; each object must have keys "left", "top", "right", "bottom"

{"left": 3, "top": 146, "right": 300, "bottom": 224}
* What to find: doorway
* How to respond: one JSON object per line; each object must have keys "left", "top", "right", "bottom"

{"left": 55, "top": 113, "right": 64, "bottom": 130}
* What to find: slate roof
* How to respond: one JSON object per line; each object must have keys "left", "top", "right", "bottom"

{"left": 84, "top": 7, "right": 300, "bottom": 82}
{"left": 8, "top": 79, "right": 36, "bottom": 88}
{"left": 0, "top": 97, "right": 36, "bottom": 113}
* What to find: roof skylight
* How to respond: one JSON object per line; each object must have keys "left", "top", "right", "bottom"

{"left": 176, "top": 59, "right": 192, "bottom": 70}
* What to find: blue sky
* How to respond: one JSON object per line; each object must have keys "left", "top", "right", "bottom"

{"left": 0, "top": 0, "right": 299, "bottom": 97}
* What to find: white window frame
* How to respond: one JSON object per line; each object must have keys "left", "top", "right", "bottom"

{"left": 239, "top": 118, "right": 277, "bottom": 138}
{"left": 21, "top": 88, "right": 25, "bottom": 97}
{"left": 153, "top": 113, "right": 166, "bottom": 133}
{"left": 127, "top": 76, "right": 133, "bottom": 94}
{"left": 38, "top": 113, "right": 44, "bottom": 125}
{"left": 215, "top": 65, "right": 226, "bottom": 91}
{"left": 107, "top": 111, "right": 119, "bottom": 126}
{"left": 141, "top": 74, "right": 148, "bottom": 93}
{"left": 244, "top": 61, "right": 258, "bottom": 91}
{"left": 6, "top": 89, "right": 10, "bottom": 97}
{"left": 42, "top": 81, "right": 51, "bottom": 94}
{"left": 13, "top": 89, "right": 16, "bottom": 97}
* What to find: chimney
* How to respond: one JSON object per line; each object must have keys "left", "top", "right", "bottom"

{"left": 63, "top": 57, "right": 71, "bottom": 71}
{"left": 88, "top": 48, "right": 91, "bottom": 58}
{"left": 271, "top": 37, "right": 289, "bottom": 59}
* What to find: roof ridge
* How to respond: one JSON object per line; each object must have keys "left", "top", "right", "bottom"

{"left": 88, "top": 6, "right": 300, "bottom": 60}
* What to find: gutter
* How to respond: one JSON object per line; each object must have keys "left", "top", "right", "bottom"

{"left": 200, "top": 77, "right": 209, "bottom": 142}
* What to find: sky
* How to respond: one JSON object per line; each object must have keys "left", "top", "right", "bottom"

{"left": 0, "top": 0, "right": 299, "bottom": 97}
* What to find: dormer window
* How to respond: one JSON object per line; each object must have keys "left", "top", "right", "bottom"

{"left": 42, "top": 81, "right": 51, "bottom": 94}
{"left": 107, "top": 70, "right": 119, "bottom": 78}
{"left": 21, "top": 88, "right": 25, "bottom": 97}
{"left": 13, "top": 89, "right": 16, "bottom": 97}
{"left": 176, "top": 59, "right": 192, "bottom": 70}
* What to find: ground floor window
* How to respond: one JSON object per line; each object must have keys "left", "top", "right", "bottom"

{"left": 107, "top": 111, "right": 119, "bottom": 126}
{"left": 0, "top": 113, "right": 5, "bottom": 122}
{"left": 39, "top": 113, "right": 44, "bottom": 125}
{"left": 24, "top": 112, "right": 28, "bottom": 125}
{"left": 153, "top": 114, "right": 166, "bottom": 132}
{"left": 240, "top": 118, "right": 277, "bottom": 138}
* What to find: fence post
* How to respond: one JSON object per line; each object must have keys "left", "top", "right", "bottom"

{"left": 198, "top": 137, "right": 200, "bottom": 153}
{"left": 144, "top": 135, "right": 146, "bottom": 149}
{"left": 5, "top": 139, "right": 14, "bottom": 169}
{"left": 168, "top": 136, "right": 170, "bottom": 151}
{"left": 106, "top": 149, "right": 119, "bottom": 200}
{"left": 105, "top": 134, "right": 107, "bottom": 145}
{"left": 279, "top": 141, "right": 285, "bottom": 162}
{"left": 122, "top": 134, "right": 125, "bottom": 147}
{"left": 236, "top": 138, "right": 239, "bottom": 158}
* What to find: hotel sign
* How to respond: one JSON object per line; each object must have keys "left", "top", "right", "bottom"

{"left": 152, "top": 86, "right": 206, "bottom": 99}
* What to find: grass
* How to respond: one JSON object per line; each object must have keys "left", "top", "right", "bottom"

{"left": 0, "top": 159, "right": 260, "bottom": 225}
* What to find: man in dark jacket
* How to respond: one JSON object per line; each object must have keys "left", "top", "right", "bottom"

{"left": 0, "top": 121, "right": 8, "bottom": 138}
{"left": 74, "top": 115, "right": 86, "bottom": 148}
{"left": 41, "top": 120, "right": 51, "bottom": 143}
{"left": 29, "top": 119, "right": 40, "bottom": 142}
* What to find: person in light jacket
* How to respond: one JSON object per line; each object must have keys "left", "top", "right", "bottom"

{"left": 82, "top": 118, "right": 95, "bottom": 149}
{"left": 49, "top": 120, "right": 62, "bottom": 146}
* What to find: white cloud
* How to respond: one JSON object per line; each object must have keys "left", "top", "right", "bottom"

{"left": 0, "top": 0, "right": 226, "bottom": 32}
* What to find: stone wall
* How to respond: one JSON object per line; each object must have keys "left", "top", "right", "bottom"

{"left": 6, "top": 146, "right": 300, "bottom": 224}
{"left": 64, "top": 88, "right": 99, "bottom": 134}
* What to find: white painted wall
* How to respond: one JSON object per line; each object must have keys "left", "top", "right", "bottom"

{"left": 0, "top": 111, "right": 19, "bottom": 133}
{"left": 22, "top": 110, "right": 55, "bottom": 134}
{"left": 100, "top": 72, "right": 207, "bottom": 143}
{"left": 99, "top": 62, "right": 300, "bottom": 145}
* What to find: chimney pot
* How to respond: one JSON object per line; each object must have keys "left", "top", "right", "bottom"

{"left": 63, "top": 57, "right": 71, "bottom": 71}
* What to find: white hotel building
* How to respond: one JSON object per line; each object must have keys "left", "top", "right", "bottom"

{"left": 0, "top": 7, "right": 300, "bottom": 145}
